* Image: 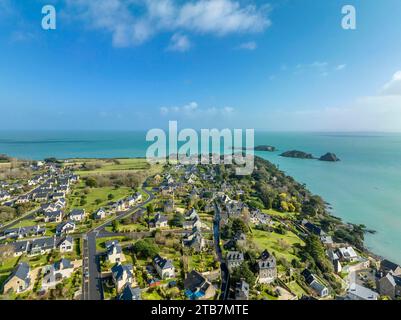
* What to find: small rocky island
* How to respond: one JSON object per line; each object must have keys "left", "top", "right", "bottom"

{"left": 280, "top": 150, "right": 315, "bottom": 159}
{"left": 319, "top": 152, "right": 340, "bottom": 162}
{"left": 254, "top": 145, "right": 276, "bottom": 152}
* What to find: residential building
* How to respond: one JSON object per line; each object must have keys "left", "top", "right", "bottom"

{"left": 346, "top": 283, "right": 379, "bottom": 301}
{"left": 377, "top": 273, "right": 401, "bottom": 299}
{"left": 57, "top": 236, "right": 74, "bottom": 252}
{"left": 301, "top": 269, "right": 329, "bottom": 298}
{"left": 118, "top": 284, "right": 141, "bottom": 300}
{"left": 257, "top": 250, "right": 277, "bottom": 284}
{"left": 153, "top": 255, "right": 175, "bottom": 279}
{"left": 235, "top": 280, "right": 249, "bottom": 300}
{"left": 3, "top": 262, "right": 31, "bottom": 294}
{"left": 226, "top": 251, "right": 244, "bottom": 272}
{"left": 184, "top": 270, "right": 216, "bottom": 300}
{"left": 111, "top": 264, "right": 134, "bottom": 292}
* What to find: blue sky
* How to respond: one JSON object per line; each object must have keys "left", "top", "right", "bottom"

{"left": 0, "top": 0, "right": 401, "bottom": 131}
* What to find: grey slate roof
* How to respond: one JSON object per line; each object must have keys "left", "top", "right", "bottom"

{"left": 154, "top": 255, "right": 174, "bottom": 270}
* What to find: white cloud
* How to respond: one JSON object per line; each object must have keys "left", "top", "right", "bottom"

{"left": 160, "top": 101, "right": 234, "bottom": 117}
{"left": 336, "top": 64, "right": 346, "bottom": 71}
{"left": 294, "top": 61, "right": 346, "bottom": 76}
{"left": 64, "top": 0, "right": 271, "bottom": 48}
{"left": 381, "top": 70, "right": 401, "bottom": 96}
{"left": 167, "top": 33, "right": 191, "bottom": 52}
{"left": 237, "top": 41, "right": 257, "bottom": 50}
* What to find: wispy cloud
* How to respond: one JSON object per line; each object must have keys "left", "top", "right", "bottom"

{"left": 64, "top": 0, "right": 271, "bottom": 49}
{"left": 293, "top": 61, "right": 346, "bottom": 76}
{"left": 237, "top": 41, "right": 257, "bottom": 50}
{"left": 167, "top": 33, "right": 191, "bottom": 52}
{"left": 160, "top": 101, "right": 234, "bottom": 117}
{"left": 381, "top": 70, "right": 401, "bottom": 96}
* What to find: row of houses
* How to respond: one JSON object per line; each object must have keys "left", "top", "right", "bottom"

{"left": 10, "top": 236, "right": 74, "bottom": 256}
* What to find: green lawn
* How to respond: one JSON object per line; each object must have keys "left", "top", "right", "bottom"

{"left": 67, "top": 181, "right": 133, "bottom": 213}
{"left": 96, "top": 236, "right": 127, "bottom": 252}
{"left": 10, "top": 219, "right": 37, "bottom": 228}
{"left": 0, "top": 256, "right": 20, "bottom": 274}
{"left": 287, "top": 281, "right": 307, "bottom": 297}
{"left": 262, "top": 209, "right": 299, "bottom": 219}
{"left": 250, "top": 227, "right": 304, "bottom": 262}
{"left": 74, "top": 158, "right": 151, "bottom": 176}
{"left": 187, "top": 253, "right": 218, "bottom": 273}
{"left": 142, "top": 289, "right": 163, "bottom": 300}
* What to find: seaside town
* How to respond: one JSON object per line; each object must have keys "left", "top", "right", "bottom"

{"left": 0, "top": 153, "right": 400, "bottom": 301}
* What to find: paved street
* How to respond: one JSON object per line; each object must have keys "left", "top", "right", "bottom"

{"left": 81, "top": 188, "right": 154, "bottom": 300}
{"left": 214, "top": 203, "right": 230, "bottom": 300}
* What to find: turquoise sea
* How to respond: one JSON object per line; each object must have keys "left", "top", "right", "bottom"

{"left": 1, "top": 131, "right": 400, "bottom": 264}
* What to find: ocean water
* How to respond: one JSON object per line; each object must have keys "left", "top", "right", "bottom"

{"left": 0, "top": 130, "right": 400, "bottom": 264}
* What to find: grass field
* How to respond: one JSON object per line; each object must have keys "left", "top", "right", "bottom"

{"left": 287, "top": 281, "right": 307, "bottom": 297}
{"left": 72, "top": 158, "right": 161, "bottom": 176}
{"left": 66, "top": 181, "right": 133, "bottom": 213}
{"left": 250, "top": 227, "right": 304, "bottom": 262}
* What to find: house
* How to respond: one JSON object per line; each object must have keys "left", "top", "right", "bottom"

{"left": 16, "top": 195, "right": 30, "bottom": 204}
{"left": 301, "top": 269, "right": 329, "bottom": 298}
{"left": 12, "top": 241, "right": 30, "bottom": 256}
{"left": 302, "top": 220, "right": 325, "bottom": 236}
{"left": 56, "top": 220, "right": 76, "bottom": 235}
{"left": 257, "top": 250, "right": 277, "bottom": 284}
{"left": 183, "top": 215, "right": 202, "bottom": 230}
{"left": 226, "top": 251, "right": 244, "bottom": 272}
{"left": 30, "top": 237, "right": 56, "bottom": 256}
{"left": 2, "top": 262, "right": 31, "bottom": 294}
{"left": 380, "top": 259, "right": 401, "bottom": 276}
{"left": 164, "top": 200, "right": 174, "bottom": 213}
{"left": 4, "top": 225, "right": 46, "bottom": 239}
{"left": 185, "top": 208, "right": 198, "bottom": 220}
{"left": 106, "top": 241, "right": 125, "bottom": 264}
{"left": 54, "top": 198, "right": 66, "bottom": 208}
{"left": 41, "top": 258, "right": 74, "bottom": 290}
{"left": 153, "top": 255, "right": 175, "bottom": 279}
{"left": 133, "top": 192, "right": 142, "bottom": 203}
{"left": 346, "top": 283, "right": 378, "bottom": 301}
{"left": 57, "top": 236, "right": 74, "bottom": 252}
{"left": 44, "top": 210, "right": 63, "bottom": 223}
{"left": 152, "top": 213, "right": 168, "bottom": 229}
{"left": 0, "top": 191, "right": 11, "bottom": 202}
{"left": 184, "top": 270, "right": 216, "bottom": 300}
{"left": 320, "top": 235, "right": 333, "bottom": 247}
{"left": 377, "top": 273, "right": 401, "bottom": 299}
{"left": 111, "top": 263, "right": 134, "bottom": 292}
{"left": 94, "top": 208, "right": 108, "bottom": 220}
{"left": 337, "top": 246, "right": 358, "bottom": 262}
{"left": 69, "top": 209, "right": 86, "bottom": 222}
{"left": 118, "top": 284, "right": 141, "bottom": 300}
{"left": 182, "top": 228, "right": 205, "bottom": 252}
{"left": 235, "top": 280, "right": 249, "bottom": 300}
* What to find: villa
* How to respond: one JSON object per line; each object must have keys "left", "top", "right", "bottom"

{"left": 153, "top": 255, "right": 175, "bottom": 279}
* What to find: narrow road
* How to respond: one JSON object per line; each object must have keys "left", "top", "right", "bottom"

{"left": 213, "top": 203, "right": 230, "bottom": 300}
{"left": 82, "top": 188, "right": 154, "bottom": 300}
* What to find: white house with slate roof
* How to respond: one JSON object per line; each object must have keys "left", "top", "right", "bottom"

{"left": 3, "top": 262, "right": 31, "bottom": 294}
{"left": 106, "top": 241, "right": 125, "bottom": 264}
{"left": 57, "top": 236, "right": 74, "bottom": 253}
{"left": 111, "top": 263, "right": 134, "bottom": 292}
{"left": 118, "top": 284, "right": 141, "bottom": 300}
{"left": 153, "top": 255, "right": 175, "bottom": 279}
